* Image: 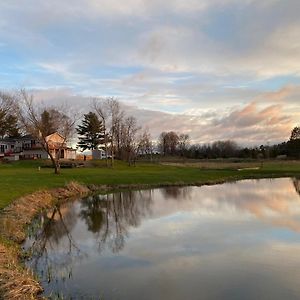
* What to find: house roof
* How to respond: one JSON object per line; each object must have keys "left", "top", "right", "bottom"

{"left": 46, "top": 132, "right": 65, "bottom": 140}
{"left": 0, "top": 135, "right": 34, "bottom": 142}
{"left": 1, "top": 132, "right": 65, "bottom": 142}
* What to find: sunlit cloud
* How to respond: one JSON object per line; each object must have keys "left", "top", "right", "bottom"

{"left": 30, "top": 87, "right": 295, "bottom": 145}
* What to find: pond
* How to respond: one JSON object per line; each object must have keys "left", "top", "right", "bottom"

{"left": 24, "top": 178, "right": 300, "bottom": 299}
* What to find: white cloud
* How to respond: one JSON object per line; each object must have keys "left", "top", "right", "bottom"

{"left": 30, "top": 87, "right": 296, "bottom": 145}
{"left": 1, "top": 0, "right": 300, "bottom": 79}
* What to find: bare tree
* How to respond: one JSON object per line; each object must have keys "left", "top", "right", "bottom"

{"left": 107, "top": 98, "right": 124, "bottom": 166}
{"left": 92, "top": 98, "right": 109, "bottom": 167}
{"left": 0, "top": 91, "right": 20, "bottom": 138}
{"left": 92, "top": 97, "right": 124, "bottom": 167}
{"left": 18, "top": 90, "right": 77, "bottom": 174}
{"left": 138, "top": 129, "right": 153, "bottom": 160}
{"left": 120, "top": 116, "right": 141, "bottom": 165}
{"left": 159, "top": 131, "right": 179, "bottom": 155}
{"left": 0, "top": 91, "right": 16, "bottom": 114}
{"left": 290, "top": 126, "right": 300, "bottom": 140}
{"left": 93, "top": 98, "right": 153, "bottom": 165}
{"left": 211, "top": 140, "right": 239, "bottom": 158}
{"left": 178, "top": 133, "right": 190, "bottom": 157}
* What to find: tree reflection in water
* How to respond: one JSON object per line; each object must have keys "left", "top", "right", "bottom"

{"left": 25, "top": 204, "right": 83, "bottom": 284}
{"left": 80, "top": 190, "right": 154, "bottom": 252}
{"left": 293, "top": 177, "right": 300, "bottom": 196}
{"left": 25, "top": 189, "right": 154, "bottom": 284}
{"left": 161, "top": 186, "right": 192, "bottom": 201}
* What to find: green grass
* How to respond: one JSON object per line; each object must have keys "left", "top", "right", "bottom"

{"left": 0, "top": 159, "right": 300, "bottom": 210}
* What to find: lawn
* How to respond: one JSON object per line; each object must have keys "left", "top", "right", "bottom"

{"left": 1, "top": 159, "right": 300, "bottom": 210}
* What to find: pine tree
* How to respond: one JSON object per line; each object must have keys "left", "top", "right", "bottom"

{"left": 77, "top": 112, "right": 105, "bottom": 151}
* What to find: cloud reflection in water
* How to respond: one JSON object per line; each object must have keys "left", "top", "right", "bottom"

{"left": 24, "top": 178, "right": 300, "bottom": 300}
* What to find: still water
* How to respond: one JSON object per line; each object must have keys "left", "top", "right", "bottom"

{"left": 24, "top": 178, "right": 300, "bottom": 299}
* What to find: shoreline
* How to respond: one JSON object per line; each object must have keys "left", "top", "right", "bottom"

{"left": 0, "top": 173, "right": 299, "bottom": 299}
{"left": 0, "top": 182, "right": 90, "bottom": 300}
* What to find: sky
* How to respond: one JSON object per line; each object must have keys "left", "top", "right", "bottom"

{"left": 0, "top": 0, "right": 299, "bottom": 145}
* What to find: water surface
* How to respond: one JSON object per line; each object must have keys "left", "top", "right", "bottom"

{"left": 24, "top": 178, "right": 300, "bottom": 299}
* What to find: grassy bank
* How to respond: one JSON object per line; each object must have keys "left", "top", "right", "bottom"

{"left": 1, "top": 159, "right": 300, "bottom": 209}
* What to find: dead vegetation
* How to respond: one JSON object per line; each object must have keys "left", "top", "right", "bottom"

{"left": 0, "top": 243, "right": 42, "bottom": 300}
{"left": 0, "top": 181, "right": 90, "bottom": 300}
{"left": 160, "top": 161, "right": 263, "bottom": 170}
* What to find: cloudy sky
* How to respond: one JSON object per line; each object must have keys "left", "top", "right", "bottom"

{"left": 0, "top": 0, "right": 299, "bottom": 145}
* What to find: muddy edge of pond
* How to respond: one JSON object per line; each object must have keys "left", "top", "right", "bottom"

{"left": 0, "top": 174, "right": 296, "bottom": 299}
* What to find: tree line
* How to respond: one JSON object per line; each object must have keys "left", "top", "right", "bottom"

{"left": 156, "top": 129, "right": 300, "bottom": 159}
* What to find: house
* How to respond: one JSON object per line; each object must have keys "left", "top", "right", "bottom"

{"left": 45, "top": 132, "right": 76, "bottom": 160}
{"left": 0, "top": 138, "right": 18, "bottom": 160}
{"left": 0, "top": 132, "right": 76, "bottom": 160}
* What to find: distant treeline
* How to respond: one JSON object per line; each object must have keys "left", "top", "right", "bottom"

{"left": 157, "top": 128, "right": 300, "bottom": 159}
{"left": 186, "top": 140, "right": 299, "bottom": 159}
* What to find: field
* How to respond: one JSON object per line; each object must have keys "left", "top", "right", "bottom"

{"left": 0, "top": 159, "right": 300, "bottom": 210}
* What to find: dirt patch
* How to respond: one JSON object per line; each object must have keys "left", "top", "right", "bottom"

{"left": 0, "top": 181, "right": 89, "bottom": 300}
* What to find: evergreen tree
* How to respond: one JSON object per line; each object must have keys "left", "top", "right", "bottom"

{"left": 77, "top": 112, "right": 105, "bottom": 151}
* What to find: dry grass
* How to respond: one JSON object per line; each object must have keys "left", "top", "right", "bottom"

{"left": 160, "top": 161, "right": 263, "bottom": 170}
{"left": 0, "top": 243, "right": 42, "bottom": 300}
{"left": 0, "top": 182, "right": 90, "bottom": 300}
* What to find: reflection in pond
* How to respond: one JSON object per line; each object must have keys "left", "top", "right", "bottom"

{"left": 24, "top": 178, "right": 300, "bottom": 299}
{"left": 293, "top": 178, "right": 300, "bottom": 196}
{"left": 80, "top": 190, "right": 153, "bottom": 252}
{"left": 26, "top": 205, "right": 83, "bottom": 284}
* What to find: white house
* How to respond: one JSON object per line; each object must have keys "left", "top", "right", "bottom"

{"left": 0, "top": 139, "right": 17, "bottom": 160}
{"left": 0, "top": 132, "right": 76, "bottom": 160}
